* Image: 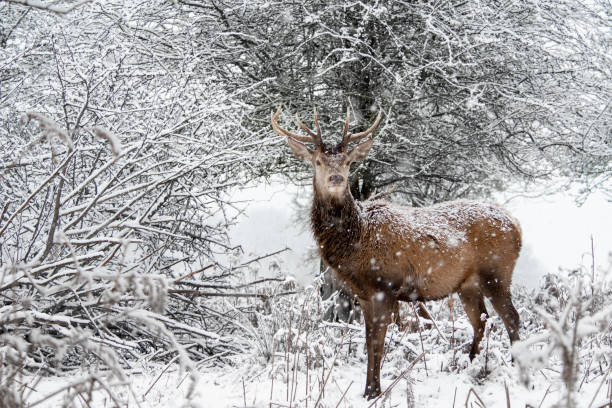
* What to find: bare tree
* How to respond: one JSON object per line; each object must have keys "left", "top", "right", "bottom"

{"left": 0, "top": 1, "right": 280, "bottom": 400}
{"left": 183, "top": 0, "right": 610, "bottom": 203}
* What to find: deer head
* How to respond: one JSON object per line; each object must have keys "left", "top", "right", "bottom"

{"left": 271, "top": 105, "right": 382, "bottom": 202}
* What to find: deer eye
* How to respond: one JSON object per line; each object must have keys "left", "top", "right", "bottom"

{"left": 315, "top": 160, "right": 321, "bottom": 166}
{"left": 345, "top": 160, "right": 351, "bottom": 166}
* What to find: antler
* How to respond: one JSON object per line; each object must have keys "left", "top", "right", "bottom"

{"left": 295, "top": 106, "right": 322, "bottom": 144}
{"left": 271, "top": 105, "right": 322, "bottom": 146}
{"left": 340, "top": 108, "right": 383, "bottom": 147}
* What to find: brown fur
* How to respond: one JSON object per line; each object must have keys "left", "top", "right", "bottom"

{"left": 312, "top": 187, "right": 522, "bottom": 398}
{"left": 272, "top": 106, "right": 522, "bottom": 399}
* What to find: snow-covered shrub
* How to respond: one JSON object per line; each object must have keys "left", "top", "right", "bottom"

{"left": 513, "top": 257, "right": 612, "bottom": 407}
{"left": 0, "top": 1, "right": 274, "bottom": 405}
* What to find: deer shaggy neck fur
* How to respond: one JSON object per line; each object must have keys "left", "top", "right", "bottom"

{"left": 311, "top": 187, "right": 361, "bottom": 267}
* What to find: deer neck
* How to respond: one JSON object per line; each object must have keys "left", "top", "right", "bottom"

{"left": 311, "top": 186, "right": 361, "bottom": 268}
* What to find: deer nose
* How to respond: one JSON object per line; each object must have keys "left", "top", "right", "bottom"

{"left": 329, "top": 175, "right": 344, "bottom": 186}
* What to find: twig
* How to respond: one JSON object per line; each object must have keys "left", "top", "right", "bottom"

{"left": 464, "top": 388, "right": 487, "bottom": 408}
{"left": 242, "top": 377, "right": 247, "bottom": 408}
{"left": 142, "top": 355, "right": 179, "bottom": 399}
{"left": 591, "top": 234, "right": 595, "bottom": 298}
{"left": 334, "top": 381, "right": 353, "bottom": 408}
{"left": 538, "top": 384, "right": 552, "bottom": 408}
{"left": 418, "top": 301, "right": 447, "bottom": 342}
{"left": 175, "top": 277, "right": 285, "bottom": 290}
{"left": 0, "top": 149, "right": 77, "bottom": 238}
{"left": 4, "top": 0, "right": 91, "bottom": 14}
{"left": 269, "top": 376, "right": 274, "bottom": 408}
{"left": 167, "top": 289, "right": 298, "bottom": 299}
{"left": 313, "top": 332, "right": 346, "bottom": 408}
{"left": 291, "top": 300, "right": 307, "bottom": 405}
{"left": 411, "top": 303, "right": 428, "bottom": 376}
{"left": 450, "top": 297, "right": 457, "bottom": 369}
{"left": 367, "top": 352, "right": 425, "bottom": 408}
{"left": 369, "top": 186, "right": 397, "bottom": 200}
{"left": 233, "top": 247, "right": 290, "bottom": 269}
{"left": 504, "top": 381, "right": 511, "bottom": 408}
{"left": 588, "top": 364, "right": 612, "bottom": 408}
{"left": 0, "top": 202, "right": 10, "bottom": 228}
{"left": 28, "top": 376, "right": 98, "bottom": 408}
{"left": 173, "top": 263, "right": 216, "bottom": 283}
{"left": 77, "top": 391, "right": 93, "bottom": 408}
{"left": 484, "top": 323, "right": 491, "bottom": 374}
{"left": 580, "top": 358, "right": 594, "bottom": 391}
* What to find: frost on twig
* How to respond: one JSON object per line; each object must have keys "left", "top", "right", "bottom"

{"left": 4, "top": 0, "right": 90, "bottom": 15}
{"left": 20, "top": 112, "right": 73, "bottom": 150}
{"left": 0, "top": 112, "right": 73, "bottom": 177}
{"left": 92, "top": 126, "right": 122, "bottom": 157}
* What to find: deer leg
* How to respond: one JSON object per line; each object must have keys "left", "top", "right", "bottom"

{"left": 458, "top": 287, "right": 489, "bottom": 360}
{"left": 480, "top": 269, "right": 521, "bottom": 344}
{"left": 360, "top": 295, "right": 395, "bottom": 399}
{"left": 360, "top": 300, "right": 378, "bottom": 398}
{"left": 488, "top": 290, "right": 521, "bottom": 344}
{"left": 392, "top": 301, "right": 404, "bottom": 331}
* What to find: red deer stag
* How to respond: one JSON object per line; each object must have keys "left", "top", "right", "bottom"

{"left": 271, "top": 105, "right": 522, "bottom": 399}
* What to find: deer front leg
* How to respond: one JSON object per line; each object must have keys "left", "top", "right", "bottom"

{"left": 360, "top": 293, "right": 395, "bottom": 399}
{"left": 361, "top": 300, "right": 379, "bottom": 399}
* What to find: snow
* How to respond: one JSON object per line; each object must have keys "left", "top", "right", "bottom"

{"left": 2, "top": 1, "right": 610, "bottom": 406}
{"left": 222, "top": 178, "right": 318, "bottom": 286}
{"left": 19, "top": 333, "right": 609, "bottom": 408}
{"left": 49, "top": 180, "right": 602, "bottom": 408}
{"left": 504, "top": 190, "right": 612, "bottom": 287}
{"left": 6, "top": 179, "right": 608, "bottom": 407}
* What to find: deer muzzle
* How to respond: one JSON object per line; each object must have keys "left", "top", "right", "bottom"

{"left": 328, "top": 174, "right": 344, "bottom": 186}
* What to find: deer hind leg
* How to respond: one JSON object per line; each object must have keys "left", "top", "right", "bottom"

{"left": 484, "top": 275, "right": 520, "bottom": 343}
{"left": 489, "top": 290, "right": 520, "bottom": 345}
{"left": 360, "top": 294, "right": 395, "bottom": 400}
{"left": 458, "top": 285, "right": 489, "bottom": 360}
{"left": 392, "top": 301, "right": 404, "bottom": 331}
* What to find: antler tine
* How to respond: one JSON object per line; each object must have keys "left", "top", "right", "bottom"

{"left": 293, "top": 107, "right": 323, "bottom": 146}
{"left": 341, "top": 106, "right": 351, "bottom": 145}
{"left": 313, "top": 106, "right": 322, "bottom": 139}
{"left": 271, "top": 105, "right": 319, "bottom": 145}
{"left": 295, "top": 114, "right": 316, "bottom": 138}
{"left": 346, "top": 110, "right": 383, "bottom": 143}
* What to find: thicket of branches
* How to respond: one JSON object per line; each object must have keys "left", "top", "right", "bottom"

{"left": 0, "top": 0, "right": 611, "bottom": 406}
{"left": 176, "top": 0, "right": 611, "bottom": 324}
{"left": 186, "top": 0, "right": 611, "bottom": 204}
{"left": 0, "top": 1, "right": 282, "bottom": 404}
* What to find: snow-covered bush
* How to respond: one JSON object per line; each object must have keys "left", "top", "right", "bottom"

{"left": 513, "top": 256, "right": 612, "bottom": 407}
{"left": 0, "top": 1, "right": 275, "bottom": 405}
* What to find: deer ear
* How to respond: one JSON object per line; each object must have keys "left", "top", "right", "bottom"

{"left": 347, "top": 138, "right": 374, "bottom": 162}
{"left": 287, "top": 137, "right": 314, "bottom": 162}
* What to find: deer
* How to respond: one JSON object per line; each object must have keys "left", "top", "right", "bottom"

{"left": 271, "top": 105, "right": 522, "bottom": 399}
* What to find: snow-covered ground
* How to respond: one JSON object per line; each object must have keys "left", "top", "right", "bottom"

{"left": 17, "top": 182, "right": 612, "bottom": 408}
{"left": 24, "top": 318, "right": 610, "bottom": 408}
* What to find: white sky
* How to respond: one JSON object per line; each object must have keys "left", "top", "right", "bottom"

{"left": 504, "top": 189, "right": 611, "bottom": 287}
{"left": 227, "top": 180, "right": 611, "bottom": 289}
